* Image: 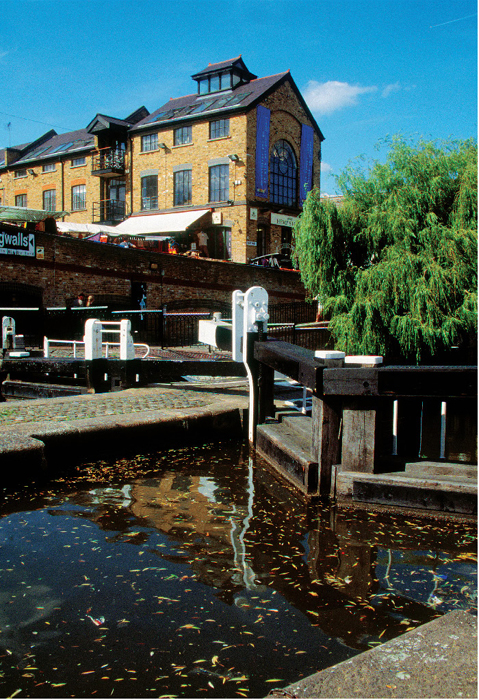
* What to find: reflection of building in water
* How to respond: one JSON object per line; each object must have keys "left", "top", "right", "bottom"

{"left": 129, "top": 471, "right": 257, "bottom": 602}
{"left": 61, "top": 454, "right": 475, "bottom": 651}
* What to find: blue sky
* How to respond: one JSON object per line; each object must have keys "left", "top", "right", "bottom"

{"left": 1, "top": 0, "right": 477, "bottom": 194}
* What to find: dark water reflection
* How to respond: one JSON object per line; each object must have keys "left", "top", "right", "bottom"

{"left": 0, "top": 440, "right": 476, "bottom": 698}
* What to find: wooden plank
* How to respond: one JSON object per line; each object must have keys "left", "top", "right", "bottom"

{"left": 341, "top": 398, "right": 379, "bottom": 473}
{"left": 322, "top": 368, "right": 379, "bottom": 396}
{"left": 377, "top": 366, "right": 477, "bottom": 398}
{"left": 311, "top": 395, "right": 342, "bottom": 496}
{"left": 258, "top": 363, "right": 275, "bottom": 422}
{"left": 254, "top": 340, "right": 320, "bottom": 390}
{"left": 322, "top": 366, "right": 477, "bottom": 398}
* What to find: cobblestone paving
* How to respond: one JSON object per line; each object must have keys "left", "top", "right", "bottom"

{"left": 0, "top": 346, "right": 247, "bottom": 427}
{"left": 0, "top": 391, "right": 216, "bottom": 424}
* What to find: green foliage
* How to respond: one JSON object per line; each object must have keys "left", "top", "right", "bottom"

{"left": 293, "top": 136, "right": 477, "bottom": 361}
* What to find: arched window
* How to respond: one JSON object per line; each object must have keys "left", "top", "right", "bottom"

{"left": 270, "top": 140, "right": 297, "bottom": 206}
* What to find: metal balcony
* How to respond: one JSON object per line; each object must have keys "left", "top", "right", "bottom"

{"left": 91, "top": 148, "right": 126, "bottom": 177}
{"left": 92, "top": 199, "right": 127, "bottom": 224}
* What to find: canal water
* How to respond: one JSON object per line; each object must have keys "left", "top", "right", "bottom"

{"left": 0, "top": 440, "right": 476, "bottom": 698}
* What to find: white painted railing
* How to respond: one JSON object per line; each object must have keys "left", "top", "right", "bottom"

{"left": 43, "top": 318, "right": 150, "bottom": 360}
{"left": 43, "top": 337, "right": 150, "bottom": 359}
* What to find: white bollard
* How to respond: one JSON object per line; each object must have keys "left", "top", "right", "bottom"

{"left": 84, "top": 319, "right": 102, "bottom": 360}
{"left": 119, "top": 319, "right": 135, "bottom": 360}
{"left": 232, "top": 290, "right": 245, "bottom": 362}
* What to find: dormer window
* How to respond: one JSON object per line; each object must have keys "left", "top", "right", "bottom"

{"left": 198, "top": 71, "right": 233, "bottom": 95}
{"left": 193, "top": 57, "right": 257, "bottom": 96}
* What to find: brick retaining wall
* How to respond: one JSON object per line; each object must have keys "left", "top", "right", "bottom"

{"left": 1, "top": 231, "right": 307, "bottom": 310}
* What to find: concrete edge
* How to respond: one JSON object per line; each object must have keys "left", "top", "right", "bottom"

{"left": 268, "top": 610, "right": 478, "bottom": 699}
{"left": 0, "top": 402, "right": 247, "bottom": 482}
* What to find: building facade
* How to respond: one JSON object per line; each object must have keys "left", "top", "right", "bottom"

{"left": 0, "top": 56, "right": 324, "bottom": 264}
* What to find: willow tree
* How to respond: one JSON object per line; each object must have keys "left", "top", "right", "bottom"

{"left": 293, "top": 137, "right": 477, "bottom": 361}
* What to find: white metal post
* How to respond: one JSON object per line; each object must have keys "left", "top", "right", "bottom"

{"left": 84, "top": 319, "right": 102, "bottom": 360}
{"left": 242, "top": 286, "right": 269, "bottom": 442}
{"left": 119, "top": 319, "right": 135, "bottom": 360}
{"left": 232, "top": 290, "right": 245, "bottom": 362}
{"left": 440, "top": 401, "right": 447, "bottom": 459}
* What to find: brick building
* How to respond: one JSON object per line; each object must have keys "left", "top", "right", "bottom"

{"left": 0, "top": 56, "right": 324, "bottom": 264}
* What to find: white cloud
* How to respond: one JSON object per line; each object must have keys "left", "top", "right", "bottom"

{"left": 320, "top": 161, "right": 333, "bottom": 173}
{"left": 382, "top": 82, "right": 401, "bottom": 98}
{"left": 304, "top": 80, "right": 377, "bottom": 115}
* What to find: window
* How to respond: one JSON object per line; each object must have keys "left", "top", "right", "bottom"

{"left": 141, "top": 175, "right": 158, "bottom": 210}
{"left": 174, "top": 170, "right": 192, "bottom": 206}
{"left": 270, "top": 140, "right": 297, "bottom": 206}
{"left": 209, "top": 75, "right": 220, "bottom": 92}
{"left": 14, "top": 169, "right": 27, "bottom": 178}
{"left": 42, "top": 163, "right": 55, "bottom": 173}
{"left": 15, "top": 194, "right": 27, "bottom": 207}
{"left": 43, "top": 189, "right": 56, "bottom": 211}
{"left": 174, "top": 126, "right": 192, "bottom": 146}
{"left": 209, "top": 119, "right": 229, "bottom": 139}
{"left": 71, "top": 157, "right": 86, "bottom": 167}
{"left": 71, "top": 184, "right": 86, "bottom": 211}
{"left": 198, "top": 72, "right": 232, "bottom": 94}
{"left": 141, "top": 133, "right": 158, "bottom": 152}
{"left": 209, "top": 164, "right": 229, "bottom": 202}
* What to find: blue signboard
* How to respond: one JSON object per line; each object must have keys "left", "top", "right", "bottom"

{"left": 299, "top": 124, "right": 314, "bottom": 205}
{"left": 255, "top": 105, "right": 271, "bottom": 199}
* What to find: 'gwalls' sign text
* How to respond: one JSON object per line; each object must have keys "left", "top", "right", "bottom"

{"left": 0, "top": 228, "right": 35, "bottom": 257}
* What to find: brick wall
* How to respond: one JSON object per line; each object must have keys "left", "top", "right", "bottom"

{"left": 129, "top": 114, "right": 248, "bottom": 213}
{"left": 0, "top": 231, "right": 307, "bottom": 309}
{"left": 1, "top": 158, "right": 98, "bottom": 223}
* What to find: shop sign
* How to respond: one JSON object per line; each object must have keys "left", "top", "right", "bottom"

{"left": 271, "top": 213, "right": 297, "bottom": 228}
{"left": 0, "top": 228, "right": 35, "bottom": 257}
{"left": 250, "top": 208, "right": 258, "bottom": 220}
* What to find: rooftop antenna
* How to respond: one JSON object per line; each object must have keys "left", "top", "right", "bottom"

{"left": 5, "top": 122, "right": 11, "bottom": 147}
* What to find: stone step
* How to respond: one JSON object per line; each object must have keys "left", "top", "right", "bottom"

{"left": 280, "top": 413, "right": 313, "bottom": 445}
{"left": 405, "top": 460, "right": 477, "bottom": 479}
{"left": 256, "top": 421, "right": 318, "bottom": 497}
{"left": 2, "top": 380, "right": 87, "bottom": 400}
{"left": 335, "top": 469, "right": 477, "bottom": 515}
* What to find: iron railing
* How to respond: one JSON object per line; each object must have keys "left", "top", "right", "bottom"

{"left": 92, "top": 199, "right": 126, "bottom": 224}
{"left": 267, "top": 323, "right": 332, "bottom": 351}
{"left": 268, "top": 300, "right": 317, "bottom": 325}
{"left": 1, "top": 304, "right": 327, "bottom": 352}
{"left": 91, "top": 148, "right": 125, "bottom": 175}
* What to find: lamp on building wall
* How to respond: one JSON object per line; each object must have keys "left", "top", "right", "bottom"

{"left": 228, "top": 154, "right": 239, "bottom": 162}
{"left": 28, "top": 169, "right": 37, "bottom": 176}
{"left": 158, "top": 143, "right": 167, "bottom": 149}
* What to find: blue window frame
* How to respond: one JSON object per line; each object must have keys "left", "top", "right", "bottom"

{"left": 174, "top": 126, "right": 192, "bottom": 146}
{"left": 141, "top": 175, "right": 158, "bottom": 210}
{"left": 174, "top": 170, "right": 192, "bottom": 206}
{"left": 209, "top": 164, "right": 229, "bottom": 202}
{"left": 209, "top": 119, "right": 229, "bottom": 139}
{"left": 72, "top": 184, "right": 86, "bottom": 210}
{"left": 141, "top": 133, "right": 158, "bottom": 152}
